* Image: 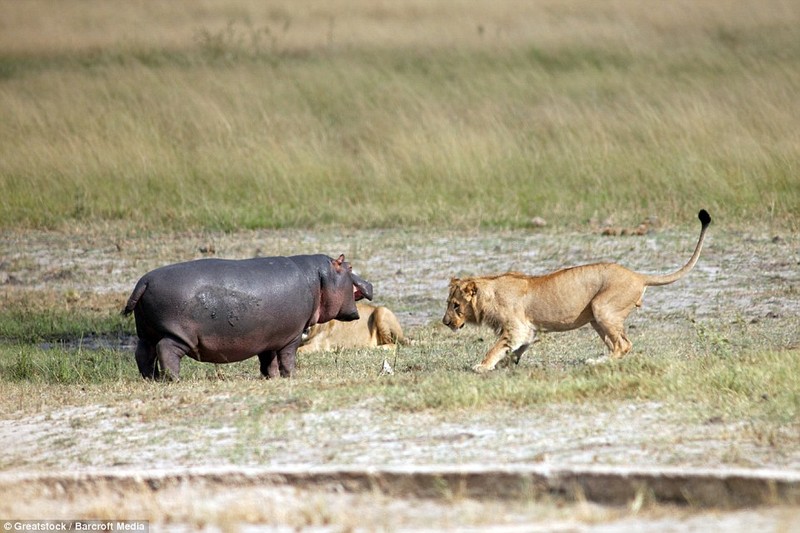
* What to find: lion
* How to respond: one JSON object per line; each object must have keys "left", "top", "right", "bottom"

{"left": 443, "top": 210, "right": 711, "bottom": 372}
{"left": 298, "top": 302, "right": 407, "bottom": 353}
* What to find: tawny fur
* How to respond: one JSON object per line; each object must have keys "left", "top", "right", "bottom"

{"left": 443, "top": 210, "right": 711, "bottom": 373}
{"left": 298, "top": 302, "right": 406, "bottom": 353}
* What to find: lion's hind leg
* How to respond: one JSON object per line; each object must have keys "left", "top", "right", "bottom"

{"left": 590, "top": 317, "right": 633, "bottom": 359}
{"left": 590, "top": 294, "right": 638, "bottom": 359}
{"left": 374, "top": 307, "right": 405, "bottom": 346}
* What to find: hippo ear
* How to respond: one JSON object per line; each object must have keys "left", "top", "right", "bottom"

{"left": 333, "top": 254, "right": 345, "bottom": 272}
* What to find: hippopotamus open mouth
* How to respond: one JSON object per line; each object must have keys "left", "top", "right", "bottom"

{"left": 351, "top": 273, "right": 373, "bottom": 301}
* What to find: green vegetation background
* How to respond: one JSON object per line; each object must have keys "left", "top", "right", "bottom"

{"left": 1, "top": 0, "right": 798, "bottom": 231}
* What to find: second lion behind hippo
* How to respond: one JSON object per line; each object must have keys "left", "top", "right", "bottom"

{"left": 299, "top": 302, "right": 407, "bottom": 353}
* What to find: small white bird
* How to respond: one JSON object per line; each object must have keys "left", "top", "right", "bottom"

{"left": 379, "top": 358, "right": 394, "bottom": 376}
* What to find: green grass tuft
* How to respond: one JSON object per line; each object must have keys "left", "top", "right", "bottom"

{"left": 3, "top": 345, "right": 134, "bottom": 384}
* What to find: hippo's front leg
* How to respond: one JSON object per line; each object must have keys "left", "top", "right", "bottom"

{"left": 258, "top": 351, "right": 279, "bottom": 379}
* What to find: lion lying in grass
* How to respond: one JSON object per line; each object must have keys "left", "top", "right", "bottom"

{"left": 443, "top": 210, "right": 711, "bottom": 372}
{"left": 299, "top": 302, "right": 406, "bottom": 353}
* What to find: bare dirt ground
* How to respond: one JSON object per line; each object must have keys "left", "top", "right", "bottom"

{"left": 1, "top": 224, "right": 799, "bottom": 530}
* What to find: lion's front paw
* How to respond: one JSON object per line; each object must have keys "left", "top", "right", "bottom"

{"left": 472, "top": 363, "right": 493, "bottom": 374}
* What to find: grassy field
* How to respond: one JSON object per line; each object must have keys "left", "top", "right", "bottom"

{"left": 1, "top": 226, "right": 797, "bottom": 456}
{"left": 1, "top": 0, "right": 799, "bottom": 230}
{"left": 1, "top": 2, "right": 799, "bottom": 525}
{"left": 1, "top": 309, "right": 798, "bottom": 479}
{"left": 2, "top": 323, "right": 798, "bottom": 424}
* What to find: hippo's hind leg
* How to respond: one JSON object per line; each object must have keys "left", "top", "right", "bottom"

{"left": 277, "top": 338, "right": 302, "bottom": 378}
{"left": 258, "top": 351, "right": 279, "bottom": 379}
{"left": 135, "top": 339, "right": 159, "bottom": 379}
{"left": 155, "top": 336, "right": 189, "bottom": 381}
{"left": 278, "top": 351, "right": 295, "bottom": 378}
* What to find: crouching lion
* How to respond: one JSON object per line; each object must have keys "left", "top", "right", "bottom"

{"left": 298, "top": 302, "right": 407, "bottom": 353}
{"left": 443, "top": 210, "right": 711, "bottom": 373}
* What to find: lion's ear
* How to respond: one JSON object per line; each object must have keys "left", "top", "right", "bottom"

{"left": 449, "top": 277, "right": 461, "bottom": 287}
{"left": 463, "top": 281, "right": 478, "bottom": 299}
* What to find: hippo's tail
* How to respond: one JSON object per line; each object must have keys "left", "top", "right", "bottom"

{"left": 121, "top": 278, "right": 148, "bottom": 316}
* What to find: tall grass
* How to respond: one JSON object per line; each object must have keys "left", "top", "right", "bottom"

{"left": 0, "top": 291, "right": 130, "bottom": 343}
{"left": 1, "top": 0, "right": 798, "bottom": 230}
{"left": 3, "top": 345, "right": 133, "bottom": 384}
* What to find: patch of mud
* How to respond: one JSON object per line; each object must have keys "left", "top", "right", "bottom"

{"left": 38, "top": 333, "right": 139, "bottom": 352}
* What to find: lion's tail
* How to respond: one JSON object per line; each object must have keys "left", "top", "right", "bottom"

{"left": 643, "top": 209, "right": 711, "bottom": 287}
{"left": 121, "top": 278, "right": 148, "bottom": 316}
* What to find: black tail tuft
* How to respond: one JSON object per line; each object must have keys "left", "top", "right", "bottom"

{"left": 698, "top": 209, "right": 711, "bottom": 227}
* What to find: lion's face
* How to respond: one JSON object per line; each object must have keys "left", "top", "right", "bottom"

{"left": 442, "top": 278, "right": 476, "bottom": 331}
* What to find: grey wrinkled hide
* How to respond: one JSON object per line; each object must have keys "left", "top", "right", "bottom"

{"left": 122, "top": 254, "right": 373, "bottom": 380}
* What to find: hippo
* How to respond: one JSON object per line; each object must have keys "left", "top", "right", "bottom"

{"left": 122, "top": 254, "right": 373, "bottom": 380}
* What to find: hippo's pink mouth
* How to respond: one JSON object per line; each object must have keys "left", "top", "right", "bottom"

{"left": 351, "top": 274, "right": 373, "bottom": 301}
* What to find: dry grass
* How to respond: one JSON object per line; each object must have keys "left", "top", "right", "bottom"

{"left": 1, "top": 0, "right": 798, "bottom": 230}
{"left": 1, "top": 0, "right": 796, "bottom": 54}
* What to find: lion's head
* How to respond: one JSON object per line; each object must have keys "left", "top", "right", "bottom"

{"left": 442, "top": 278, "right": 477, "bottom": 331}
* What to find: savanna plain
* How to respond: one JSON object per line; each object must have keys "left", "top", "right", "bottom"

{"left": 1, "top": 0, "right": 799, "bottom": 530}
